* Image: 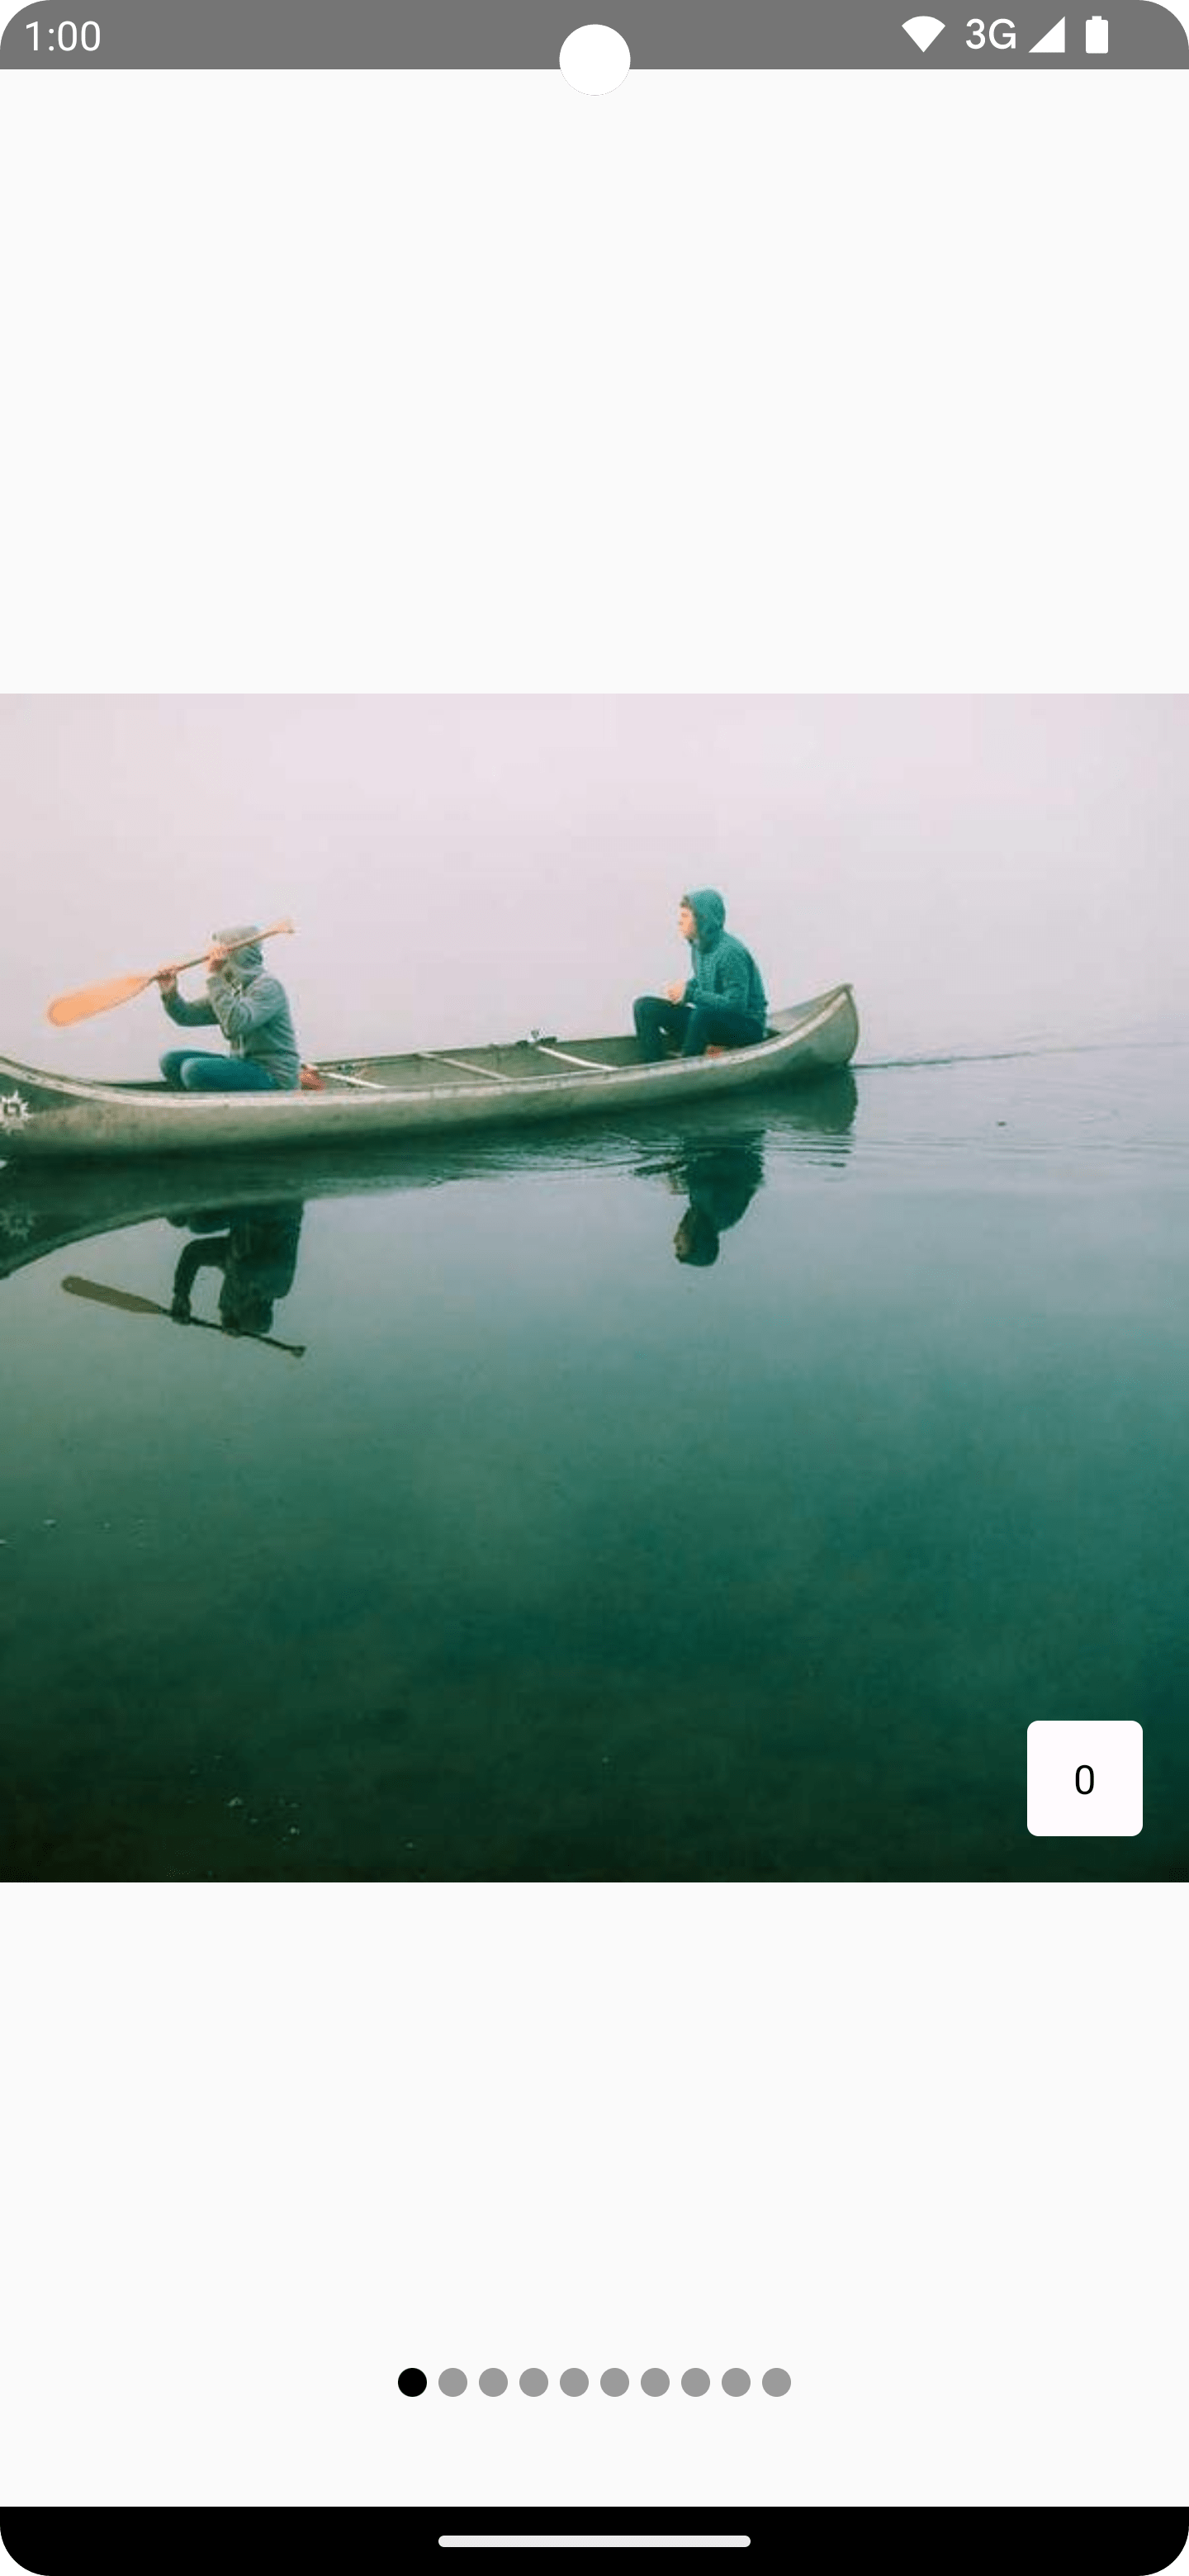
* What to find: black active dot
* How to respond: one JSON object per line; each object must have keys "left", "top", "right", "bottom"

{"left": 398, "top": 2367, "right": 428, "bottom": 2397}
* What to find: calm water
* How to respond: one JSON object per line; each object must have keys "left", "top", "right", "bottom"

{"left": 1, "top": 1044, "right": 1186, "bottom": 1882}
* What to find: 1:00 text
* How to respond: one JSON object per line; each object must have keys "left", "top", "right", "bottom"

{"left": 25, "top": 21, "right": 102, "bottom": 49}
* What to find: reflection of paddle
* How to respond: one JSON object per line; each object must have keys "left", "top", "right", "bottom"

{"left": 46, "top": 919, "right": 295, "bottom": 1027}
{"left": 62, "top": 1274, "right": 306, "bottom": 1359}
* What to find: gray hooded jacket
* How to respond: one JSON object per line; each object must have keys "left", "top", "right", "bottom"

{"left": 163, "top": 925, "right": 301, "bottom": 1089}
{"left": 681, "top": 889, "right": 768, "bottom": 1027}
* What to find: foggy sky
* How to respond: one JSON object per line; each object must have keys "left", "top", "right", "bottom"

{"left": 0, "top": 695, "right": 1183, "bottom": 1078}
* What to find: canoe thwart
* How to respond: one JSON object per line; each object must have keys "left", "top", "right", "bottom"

{"left": 528, "top": 1037, "right": 621, "bottom": 1073}
{"left": 414, "top": 1050, "right": 513, "bottom": 1084}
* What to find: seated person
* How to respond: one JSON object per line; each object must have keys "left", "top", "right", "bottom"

{"left": 672, "top": 1141, "right": 765, "bottom": 1267}
{"left": 157, "top": 925, "right": 301, "bottom": 1091}
{"left": 633, "top": 889, "right": 768, "bottom": 1062}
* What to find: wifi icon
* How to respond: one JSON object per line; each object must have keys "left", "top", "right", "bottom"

{"left": 903, "top": 15, "right": 946, "bottom": 45}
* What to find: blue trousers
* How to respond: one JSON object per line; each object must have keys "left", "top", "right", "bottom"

{"left": 632, "top": 996, "right": 767, "bottom": 1063}
{"left": 160, "top": 1049, "right": 277, "bottom": 1093}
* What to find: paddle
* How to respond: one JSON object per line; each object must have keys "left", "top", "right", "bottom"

{"left": 62, "top": 1274, "right": 306, "bottom": 1359}
{"left": 46, "top": 919, "right": 296, "bottom": 1028}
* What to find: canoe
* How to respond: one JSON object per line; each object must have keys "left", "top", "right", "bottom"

{"left": 0, "top": 983, "right": 858, "bottom": 1163}
{"left": 0, "top": 1073, "right": 859, "bottom": 1290}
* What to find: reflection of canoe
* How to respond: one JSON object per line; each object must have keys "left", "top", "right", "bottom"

{"left": 0, "top": 1071, "right": 857, "bottom": 1286}
{"left": 0, "top": 986, "right": 858, "bottom": 1163}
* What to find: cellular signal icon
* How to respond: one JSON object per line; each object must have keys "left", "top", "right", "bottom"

{"left": 903, "top": 15, "right": 946, "bottom": 46}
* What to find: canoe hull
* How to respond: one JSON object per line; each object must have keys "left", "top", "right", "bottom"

{"left": 0, "top": 986, "right": 859, "bottom": 1163}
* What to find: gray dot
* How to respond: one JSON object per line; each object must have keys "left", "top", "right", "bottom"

{"left": 600, "top": 2368, "right": 629, "bottom": 2396}
{"left": 681, "top": 2368, "right": 710, "bottom": 2397}
{"left": 762, "top": 2369, "right": 791, "bottom": 2397}
{"left": 560, "top": 2369, "right": 588, "bottom": 2397}
{"left": 519, "top": 2369, "right": 548, "bottom": 2397}
{"left": 478, "top": 2369, "right": 508, "bottom": 2397}
{"left": 438, "top": 2369, "right": 467, "bottom": 2397}
{"left": 722, "top": 2369, "right": 751, "bottom": 2397}
{"left": 641, "top": 2369, "right": 670, "bottom": 2397}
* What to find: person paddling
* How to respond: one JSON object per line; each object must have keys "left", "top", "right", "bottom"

{"left": 168, "top": 1205, "right": 304, "bottom": 1336}
{"left": 156, "top": 925, "right": 301, "bottom": 1091}
{"left": 633, "top": 890, "right": 768, "bottom": 1063}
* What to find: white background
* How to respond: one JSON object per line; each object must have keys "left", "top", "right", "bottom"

{"left": 1, "top": 74, "right": 1187, "bottom": 695}
{"left": 1, "top": 59, "right": 1187, "bottom": 2519}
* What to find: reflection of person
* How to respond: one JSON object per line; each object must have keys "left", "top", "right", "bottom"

{"left": 671, "top": 1142, "right": 765, "bottom": 1267}
{"left": 169, "top": 1208, "right": 304, "bottom": 1338}
{"left": 634, "top": 890, "right": 768, "bottom": 1063}
{"left": 157, "top": 925, "right": 301, "bottom": 1092}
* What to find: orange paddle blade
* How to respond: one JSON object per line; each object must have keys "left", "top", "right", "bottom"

{"left": 47, "top": 969, "right": 157, "bottom": 1027}
{"left": 47, "top": 918, "right": 295, "bottom": 1026}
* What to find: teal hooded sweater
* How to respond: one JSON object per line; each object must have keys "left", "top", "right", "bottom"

{"left": 681, "top": 889, "right": 768, "bottom": 1027}
{"left": 162, "top": 925, "right": 301, "bottom": 1089}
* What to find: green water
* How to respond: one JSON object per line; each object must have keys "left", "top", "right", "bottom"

{"left": 1, "top": 1046, "right": 1186, "bottom": 1881}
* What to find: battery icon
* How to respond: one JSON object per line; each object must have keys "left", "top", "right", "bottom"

{"left": 1086, "top": 13, "right": 1108, "bottom": 47}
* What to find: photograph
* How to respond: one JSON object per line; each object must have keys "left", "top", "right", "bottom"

{"left": 1, "top": 691, "right": 1184, "bottom": 1882}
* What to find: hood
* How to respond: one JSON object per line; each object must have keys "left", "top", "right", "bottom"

{"left": 682, "top": 888, "right": 726, "bottom": 949}
{"left": 675, "top": 1207, "right": 720, "bottom": 1267}
{"left": 214, "top": 924, "right": 263, "bottom": 977}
